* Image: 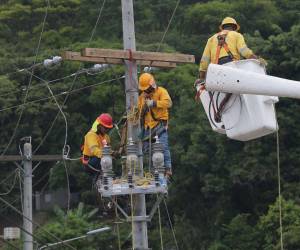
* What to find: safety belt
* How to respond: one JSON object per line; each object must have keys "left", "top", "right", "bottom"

{"left": 211, "top": 30, "right": 235, "bottom": 123}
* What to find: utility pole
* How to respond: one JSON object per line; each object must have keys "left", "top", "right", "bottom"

{"left": 62, "top": 2, "right": 194, "bottom": 248}
{"left": 121, "top": 0, "right": 148, "bottom": 249}
{"left": 23, "top": 142, "right": 33, "bottom": 250}
{"left": 0, "top": 147, "right": 64, "bottom": 250}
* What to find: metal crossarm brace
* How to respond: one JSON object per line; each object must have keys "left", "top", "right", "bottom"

{"left": 148, "top": 193, "right": 165, "bottom": 221}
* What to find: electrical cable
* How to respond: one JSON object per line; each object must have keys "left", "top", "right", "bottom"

{"left": 163, "top": 198, "right": 179, "bottom": 250}
{"left": 0, "top": 69, "right": 88, "bottom": 99}
{"left": 155, "top": 0, "right": 181, "bottom": 53}
{"left": 62, "top": 159, "right": 71, "bottom": 211}
{"left": 0, "top": 170, "right": 18, "bottom": 196}
{"left": 0, "top": 169, "right": 18, "bottom": 187}
{"left": 33, "top": 0, "right": 107, "bottom": 154}
{"left": 0, "top": 213, "right": 48, "bottom": 248}
{"left": 24, "top": 70, "right": 69, "bottom": 152}
{"left": 0, "top": 76, "right": 124, "bottom": 113}
{"left": 0, "top": 196, "right": 77, "bottom": 250}
{"left": 1, "top": 0, "right": 50, "bottom": 156}
{"left": 0, "top": 237, "right": 19, "bottom": 250}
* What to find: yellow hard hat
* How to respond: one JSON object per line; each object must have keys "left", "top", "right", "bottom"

{"left": 219, "top": 17, "right": 240, "bottom": 31}
{"left": 139, "top": 73, "right": 155, "bottom": 91}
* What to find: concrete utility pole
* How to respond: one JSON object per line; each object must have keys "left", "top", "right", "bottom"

{"left": 23, "top": 142, "right": 33, "bottom": 250}
{"left": 121, "top": 0, "right": 148, "bottom": 249}
{"left": 0, "top": 148, "right": 64, "bottom": 250}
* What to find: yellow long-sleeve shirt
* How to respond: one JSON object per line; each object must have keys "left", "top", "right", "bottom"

{"left": 138, "top": 86, "right": 172, "bottom": 129}
{"left": 199, "top": 30, "right": 254, "bottom": 72}
{"left": 83, "top": 131, "right": 110, "bottom": 158}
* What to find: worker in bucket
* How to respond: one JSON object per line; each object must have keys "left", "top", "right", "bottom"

{"left": 138, "top": 73, "right": 173, "bottom": 178}
{"left": 81, "top": 113, "right": 113, "bottom": 179}
{"left": 194, "top": 17, "right": 266, "bottom": 122}
{"left": 195, "top": 17, "right": 266, "bottom": 89}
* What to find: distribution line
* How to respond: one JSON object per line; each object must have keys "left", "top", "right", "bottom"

{"left": 0, "top": 214, "right": 47, "bottom": 247}
{"left": 0, "top": 237, "right": 19, "bottom": 250}
{"left": 34, "top": 0, "right": 107, "bottom": 153}
{"left": 0, "top": 76, "right": 124, "bottom": 113}
{"left": 25, "top": 70, "right": 69, "bottom": 152}
{"left": 0, "top": 66, "right": 110, "bottom": 99}
{"left": 0, "top": 196, "right": 77, "bottom": 250}
{"left": 0, "top": 170, "right": 18, "bottom": 196}
{"left": 1, "top": 0, "right": 50, "bottom": 156}
{"left": 155, "top": 0, "right": 181, "bottom": 53}
{"left": 163, "top": 198, "right": 179, "bottom": 250}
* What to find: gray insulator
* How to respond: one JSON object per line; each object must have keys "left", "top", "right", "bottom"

{"left": 128, "top": 172, "right": 133, "bottom": 188}
{"left": 102, "top": 145, "right": 111, "bottom": 155}
{"left": 154, "top": 171, "right": 160, "bottom": 186}
{"left": 143, "top": 66, "right": 158, "bottom": 73}
{"left": 103, "top": 176, "right": 109, "bottom": 190}
{"left": 89, "top": 64, "right": 109, "bottom": 73}
{"left": 126, "top": 139, "right": 138, "bottom": 155}
{"left": 52, "top": 56, "right": 62, "bottom": 64}
{"left": 43, "top": 56, "right": 62, "bottom": 68}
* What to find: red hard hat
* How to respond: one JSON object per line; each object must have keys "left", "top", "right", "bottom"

{"left": 97, "top": 113, "right": 113, "bottom": 128}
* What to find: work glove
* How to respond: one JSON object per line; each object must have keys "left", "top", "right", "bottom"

{"left": 194, "top": 78, "right": 205, "bottom": 90}
{"left": 145, "top": 99, "right": 156, "bottom": 108}
{"left": 194, "top": 79, "right": 206, "bottom": 102}
{"left": 258, "top": 57, "right": 267, "bottom": 67}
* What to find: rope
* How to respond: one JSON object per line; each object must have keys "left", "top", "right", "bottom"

{"left": 63, "top": 159, "right": 71, "bottom": 211}
{"left": 163, "top": 198, "right": 179, "bottom": 250}
{"left": 276, "top": 121, "right": 284, "bottom": 250}
{"left": 114, "top": 196, "right": 122, "bottom": 250}
{"left": 157, "top": 195, "right": 164, "bottom": 250}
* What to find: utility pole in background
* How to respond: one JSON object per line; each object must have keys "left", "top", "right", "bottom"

{"left": 0, "top": 143, "right": 64, "bottom": 250}
{"left": 23, "top": 141, "right": 33, "bottom": 250}
{"left": 121, "top": 0, "right": 148, "bottom": 249}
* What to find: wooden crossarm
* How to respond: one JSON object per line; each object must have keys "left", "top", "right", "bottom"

{"left": 62, "top": 51, "right": 177, "bottom": 68}
{"left": 82, "top": 48, "right": 195, "bottom": 64}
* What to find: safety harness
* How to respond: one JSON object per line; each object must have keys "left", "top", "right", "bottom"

{"left": 139, "top": 90, "right": 168, "bottom": 142}
{"left": 211, "top": 30, "right": 236, "bottom": 122}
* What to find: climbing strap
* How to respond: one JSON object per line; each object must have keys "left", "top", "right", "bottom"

{"left": 214, "top": 30, "right": 235, "bottom": 64}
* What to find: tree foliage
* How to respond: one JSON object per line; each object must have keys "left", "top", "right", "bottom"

{"left": 0, "top": 0, "right": 300, "bottom": 249}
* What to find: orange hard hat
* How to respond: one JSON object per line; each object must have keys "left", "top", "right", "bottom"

{"left": 139, "top": 73, "right": 155, "bottom": 91}
{"left": 219, "top": 17, "right": 240, "bottom": 31}
{"left": 97, "top": 113, "right": 113, "bottom": 128}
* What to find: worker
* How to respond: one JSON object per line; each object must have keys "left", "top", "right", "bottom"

{"left": 195, "top": 17, "right": 266, "bottom": 121}
{"left": 138, "top": 73, "right": 173, "bottom": 177}
{"left": 81, "top": 113, "right": 113, "bottom": 178}
{"left": 195, "top": 16, "right": 266, "bottom": 87}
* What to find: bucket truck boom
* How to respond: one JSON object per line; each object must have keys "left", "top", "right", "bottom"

{"left": 199, "top": 59, "right": 290, "bottom": 141}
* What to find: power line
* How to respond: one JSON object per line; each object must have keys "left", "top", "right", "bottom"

{"left": 155, "top": 0, "right": 181, "bottom": 53}
{"left": 33, "top": 0, "right": 108, "bottom": 154}
{"left": 0, "top": 196, "right": 77, "bottom": 250}
{"left": 0, "top": 170, "right": 18, "bottom": 196}
{"left": 0, "top": 76, "right": 124, "bottom": 113}
{"left": 1, "top": 0, "right": 50, "bottom": 156}
{"left": 0, "top": 237, "right": 19, "bottom": 250}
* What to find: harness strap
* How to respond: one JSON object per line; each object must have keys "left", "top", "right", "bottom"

{"left": 214, "top": 30, "right": 235, "bottom": 64}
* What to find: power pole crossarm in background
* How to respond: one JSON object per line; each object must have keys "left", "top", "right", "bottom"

{"left": 23, "top": 142, "right": 33, "bottom": 250}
